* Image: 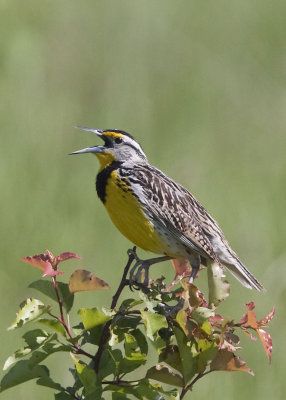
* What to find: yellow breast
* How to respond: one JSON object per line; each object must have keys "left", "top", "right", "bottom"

{"left": 104, "top": 171, "right": 166, "bottom": 254}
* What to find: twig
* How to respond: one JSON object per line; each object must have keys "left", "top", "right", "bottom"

{"left": 102, "top": 378, "right": 141, "bottom": 385}
{"left": 93, "top": 248, "right": 136, "bottom": 372}
{"left": 180, "top": 372, "right": 210, "bottom": 399}
{"left": 52, "top": 276, "right": 74, "bottom": 339}
{"left": 74, "top": 347, "right": 95, "bottom": 359}
{"left": 52, "top": 276, "right": 65, "bottom": 322}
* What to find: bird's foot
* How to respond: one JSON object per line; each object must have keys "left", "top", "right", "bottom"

{"left": 127, "top": 248, "right": 171, "bottom": 289}
{"left": 189, "top": 265, "right": 200, "bottom": 284}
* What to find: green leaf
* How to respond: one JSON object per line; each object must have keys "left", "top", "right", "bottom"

{"left": 3, "top": 348, "right": 31, "bottom": 371}
{"left": 55, "top": 392, "right": 76, "bottom": 400}
{"left": 197, "top": 339, "right": 218, "bottom": 373}
{"left": 106, "top": 380, "right": 178, "bottom": 400}
{"left": 176, "top": 309, "right": 189, "bottom": 335}
{"left": 36, "top": 375, "right": 63, "bottom": 391}
{"left": 104, "top": 384, "right": 141, "bottom": 399}
{"left": 119, "top": 352, "right": 147, "bottom": 375}
{"left": 191, "top": 307, "right": 215, "bottom": 325}
{"left": 112, "top": 393, "right": 132, "bottom": 400}
{"left": 159, "top": 345, "right": 183, "bottom": 375}
{"left": 98, "top": 348, "right": 123, "bottom": 379}
{"left": 130, "top": 328, "right": 148, "bottom": 355}
{"left": 207, "top": 263, "right": 230, "bottom": 307}
{"left": 146, "top": 366, "right": 183, "bottom": 387}
{"left": 29, "top": 280, "right": 74, "bottom": 313}
{"left": 141, "top": 310, "right": 168, "bottom": 341}
{"left": 23, "top": 329, "right": 51, "bottom": 347}
{"left": 37, "top": 318, "right": 67, "bottom": 336}
{"left": 85, "top": 389, "right": 104, "bottom": 400}
{"left": 119, "top": 298, "right": 143, "bottom": 311}
{"left": 109, "top": 330, "right": 120, "bottom": 346}
{"left": 28, "top": 341, "right": 70, "bottom": 368}
{"left": 201, "top": 321, "right": 212, "bottom": 335}
{"left": 136, "top": 379, "right": 177, "bottom": 400}
{"left": 78, "top": 307, "right": 111, "bottom": 330}
{"left": 174, "top": 327, "right": 197, "bottom": 385}
{"left": 70, "top": 354, "right": 97, "bottom": 394}
{"left": 153, "top": 335, "right": 168, "bottom": 353}
{"left": 8, "top": 298, "right": 50, "bottom": 330}
{"left": 3, "top": 329, "right": 51, "bottom": 370}
{"left": 12, "top": 329, "right": 70, "bottom": 369}
{"left": 82, "top": 325, "right": 104, "bottom": 346}
{"left": 113, "top": 314, "right": 141, "bottom": 330}
{"left": 150, "top": 327, "right": 173, "bottom": 353}
{"left": 124, "top": 333, "right": 138, "bottom": 356}
{"left": 0, "top": 360, "right": 49, "bottom": 392}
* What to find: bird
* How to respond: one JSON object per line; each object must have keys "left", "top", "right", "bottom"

{"left": 71, "top": 127, "right": 264, "bottom": 291}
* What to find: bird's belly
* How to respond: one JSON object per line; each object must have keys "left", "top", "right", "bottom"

{"left": 104, "top": 174, "right": 182, "bottom": 256}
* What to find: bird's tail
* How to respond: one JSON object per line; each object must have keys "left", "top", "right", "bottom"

{"left": 224, "top": 259, "right": 265, "bottom": 291}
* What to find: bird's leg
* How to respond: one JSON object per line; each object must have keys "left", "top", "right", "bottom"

{"left": 188, "top": 255, "right": 201, "bottom": 283}
{"left": 128, "top": 247, "right": 171, "bottom": 287}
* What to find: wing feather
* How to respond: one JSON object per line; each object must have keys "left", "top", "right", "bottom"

{"left": 125, "top": 164, "right": 219, "bottom": 262}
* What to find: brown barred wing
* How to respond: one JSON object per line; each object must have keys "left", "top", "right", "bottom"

{"left": 126, "top": 164, "right": 219, "bottom": 262}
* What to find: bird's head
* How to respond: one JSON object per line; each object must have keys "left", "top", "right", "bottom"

{"left": 71, "top": 127, "right": 147, "bottom": 169}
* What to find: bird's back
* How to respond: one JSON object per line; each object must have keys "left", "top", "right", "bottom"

{"left": 103, "top": 161, "right": 264, "bottom": 291}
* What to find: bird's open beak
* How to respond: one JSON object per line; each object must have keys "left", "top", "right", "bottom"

{"left": 70, "top": 126, "right": 105, "bottom": 155}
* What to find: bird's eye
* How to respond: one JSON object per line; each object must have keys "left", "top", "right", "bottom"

{"left": 114, "top": 137, "right": 123, "bottom": 144}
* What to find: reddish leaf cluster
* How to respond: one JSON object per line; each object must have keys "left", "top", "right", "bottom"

{"left": 238, "top": 302, "right": 275, "bottom": 362}
{"left": 22, "top": 250, "right": 80, "bottom": 278}
{"left": 172, "top": 284, "right": 274, "bottom": 377}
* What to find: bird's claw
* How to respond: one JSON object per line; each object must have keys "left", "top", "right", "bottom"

{"left": 129, "top": 259, "right": 151, "bottom": 289}
{"left": 127, "top": 248, "right": 171, "bottom": 290}
{"left": 127, "top": 246, "right": 138, "bottom": 259}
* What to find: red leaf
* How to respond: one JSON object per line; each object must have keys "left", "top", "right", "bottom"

{"left": 209, "top": 313, "right": 224, "bottom": 327}
{"left": 257, "top": 329, "right": 273, "bottom": 362}
{"left": 21, "top": 253, "right": 49, "bottom": 271}
{"left": 42, "top": 261, "right": 64, "bottom": 277}
{"left": 245, "top": 301, "right": 255, "bottom": 311}
{"left": 239, "top": 302, "right": 258, "bottom": 329}
{"left": 239, "top": 304, "right": 274, "bottom": 362}
{"left": 22, "top": 249, "right": 78, "bottom": 276}
{"left": 259, "top": 307, "right": 275, "bottom": 327}
{"left": 57, "top": 252, "right": 81, "bottom": 264}
{"left": 171, "top": 258, "right": 190, "bottom": 277}
{"left": 167, "top": 259, "right": 191, "bottom": 290}
{"left": 241, "top": 328, "right": 257, "bottom": 341}
{"left": 45, "top": 249, "right": 56, "bottom": 266}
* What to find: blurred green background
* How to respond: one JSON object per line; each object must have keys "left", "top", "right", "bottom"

{"left": 1, "top": 0, "right": 285, "bottom": 399}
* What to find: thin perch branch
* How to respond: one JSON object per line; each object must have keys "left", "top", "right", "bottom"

{"left": 93, "top": 247, "right": 136, "bottom": 372}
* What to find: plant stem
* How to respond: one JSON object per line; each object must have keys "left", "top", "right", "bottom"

{"left": 93, "top": 248, "right": 136, "bottom": 372}
{"left": 180, "top": 372, "right": 210, "bottom": 399}
{"left": 51, "top": 275, "right": 95, "bottom": 359}
{"left": 102, "top": 379, "right": 141, "bottom": 385}
{"left": 74, "top": 347, "right": 94, "bottom": 359}
{"left": 52, "top": 276, "right": 74, "bottom": 339}
{"left": 52, "top": 276, "right": 65, "bottom": 322}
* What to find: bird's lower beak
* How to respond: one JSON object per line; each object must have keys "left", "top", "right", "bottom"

{"left": 70, "top": 126, "right": 105, "bottom": 155}
{"left": 70, "top": 145, "right": 105, "bottom": 155}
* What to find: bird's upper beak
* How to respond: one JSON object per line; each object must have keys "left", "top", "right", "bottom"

{"left": 70, "top": 127, "right": 106, "bottom": 155}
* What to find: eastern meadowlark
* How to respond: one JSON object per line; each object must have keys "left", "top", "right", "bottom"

{"left": 71, "top": 127, "right": 264, "bottom": 291}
